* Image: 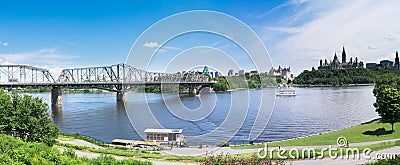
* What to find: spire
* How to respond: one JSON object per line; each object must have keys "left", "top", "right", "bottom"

{"left": 342, "top": 47, "right": 346, "bottom": 63}
{"left": 395, "top": 51, "right": 399, "bottom": 69}
{"left": 355, "top": 57, "right": 358, "bottom": 65}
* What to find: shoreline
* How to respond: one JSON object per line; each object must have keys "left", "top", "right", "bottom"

{"left": 60, "top": 118, "right": 384, "bottom": 148}
{"left": 291, "top": 83, "right": 375, "bottom": 87}
{"left": 232, "top": 117, "right": 381, "bottom": 148}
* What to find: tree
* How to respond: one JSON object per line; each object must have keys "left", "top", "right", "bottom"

{"left": 373, "top": 87, "right": 400, "bottom": 131}
{"left": 213, "top": 77, "right": 229, "bottom": 91}
{"left": 373, "top": 73, "right": 400, "bottom": 97}
{"left": 293, "top": 68, "right": 400, "bottom": 86}
{"left": 0, "top": 90, "right": 59, "bottom": 145}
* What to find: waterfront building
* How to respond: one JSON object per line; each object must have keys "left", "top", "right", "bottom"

{"left": 318, "top": 47, "right": 364, "bottom": 70}
{"left": 214, "top": 71, "right": 220, "bottom": 78}
{"left": 269, "top": 66, "right": 294, "bottom": 80}
{"left": 144, "top": 129, "right": 184, "bottom": 142}
{"left": 203, "top": 66, "right": 210, "bottom": 75}
{"left": 227, "top": 69, "right": 234, "bottom": 77}
{"left": 209, "top": 71, "right": 214, "bottom": 79}
{"left": 364, "top": 51, "right": 400, "bottom": 69}
{"left": 238, "top": 70, "right": 245, "bottom": 76}
{"left": 248, "top": 70, "right": 259, "bottom": 76}
{"left": 366, "top": 63, "right": 377, "bottom": 69}
{"left": 380, "top": 60, "right": 394, "bottom": 68}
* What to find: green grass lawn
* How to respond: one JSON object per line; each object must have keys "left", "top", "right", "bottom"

{"left": 237, "top": 140, "right": 400, "bottom": 160}
{"left": 55, "top": 125, "right": 400, "bottom": 164}
{"left": 56, "top": 140, "right": 203, "bottom": 162}
{"left": 57, "top": 135, "right": 74, "bottom": 141}
{"left": 233, "top": 119, "right": 400, "bottom": 149}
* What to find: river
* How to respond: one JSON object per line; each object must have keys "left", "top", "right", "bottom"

{"left": 29, "top": 85, "right": 379, "bottom": 146}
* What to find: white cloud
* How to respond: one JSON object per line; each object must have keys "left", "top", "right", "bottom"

{"left": 143, "top": 42, "right": 160, "bottom": 48}
{"left": 384, "top": 33, "right": 400, "bottom": 42}
{"left": 1, "top": 61, "right": 13, "bottom": 65}
{"left": 263, "top": 0, "right": 400, "bottom": 75}
{"left": 257, "top": 0, "right": 309, "bottom": 19}
{"left": 0, "top": 48, "right": 77, "bottom": 79}
{"left": 266, "top": 26, "right": 301, "bottom": 34}
{"left": 156, "top": 49, "right": 168, "bottom": 54}
{"left": 0, "top": 47, "right": 79, "bottom": 65}
{"left": 163, "top": 46, "right": 181, "bottom": 51}
{"left": 48, "top": 67, "right": 64, "bottom": 78}
{"left": 2, "top": 42, "right": 8, "bottom": 46}
{"left": 368, "top": 45, "right": 376, "bottom": 50}
{"left": 143, "top": 41, "right": 182, "bottom": 54}
{"left": 210, "top": 40, "right": 223, "bottom": 47}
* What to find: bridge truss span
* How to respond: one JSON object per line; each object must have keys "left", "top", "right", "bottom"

{"left": 57, "top": 63, "right": 210, "bottom": 84}
{"left": 0, "top": 65, "right": 55, "bottom": 84}
{"left": 0, "top": 63, "right": 214, "bottom": 105}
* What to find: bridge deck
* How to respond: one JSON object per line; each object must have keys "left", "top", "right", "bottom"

{"left": 0, "top": 81, "right": 216, "bottom": 87}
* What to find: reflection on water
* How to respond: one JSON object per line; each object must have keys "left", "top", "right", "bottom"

{"left": 51, "top": 105, "right": 62, "bottom": 122}
{"left": 30, "top": 86, "right": 378, "bottom": 144}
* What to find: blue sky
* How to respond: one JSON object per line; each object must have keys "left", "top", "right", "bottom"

{"left": 1, "top": 0, "right": 400, "bottom": 75}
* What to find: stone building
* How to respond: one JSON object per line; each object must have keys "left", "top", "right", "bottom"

{"left": 269, "top": 66, "right": 293, "bottom": 81}
{"left": 318, "top": 47, "right": 363, "bottom": 70}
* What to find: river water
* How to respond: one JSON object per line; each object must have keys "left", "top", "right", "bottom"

{"left": 29, "top": 86, "right": 379, "bottom": 145}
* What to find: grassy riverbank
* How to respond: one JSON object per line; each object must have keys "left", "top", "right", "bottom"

{"left": 53, "top": 118, "right": 400, "bottom": 163}
{"left": 233, "top": 119, "right": 400, "bottom": 149}
{"left": 0, "top": 134, "right": 151, "bottom": 165}
{"left": 57, "top": 133, "right": 202, "bottom": 163}
{"left": 239, "top": 140, "right": 400, "bottom": 159}
{"left": 56, "top": 132, "right": 400, "bottom": 163}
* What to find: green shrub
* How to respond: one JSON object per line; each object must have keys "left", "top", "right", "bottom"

{"left": 0, "top": 91, "right": 59, "bottom": 145}
{"left": 199, "top": 153, "right": 284, "bottom": 165}
{"left": 0, "top": 134, "right": 152, "bottom": 164}
{"left": 217, "top": 141, "right": 229, "bottom": 147}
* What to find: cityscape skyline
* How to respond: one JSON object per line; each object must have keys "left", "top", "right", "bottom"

{"left": 1, "top": 1, "right": 400, "bottom": 76}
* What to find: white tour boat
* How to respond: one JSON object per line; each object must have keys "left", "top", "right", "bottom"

{"left": 276, "top": 85, "right": 296, "bottom": 96}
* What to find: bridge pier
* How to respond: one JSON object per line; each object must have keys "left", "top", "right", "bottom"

{"left": 116, "top": 92, "right": 126, "bottom": 102}
{"left": 199, "top": 86, "right": 212, "bottom": 94}
{"left": 51, "top": 87, "right": 62, "bottom": 106}
{"left": 188, "top": 87, "right": 197, "bottom": 97}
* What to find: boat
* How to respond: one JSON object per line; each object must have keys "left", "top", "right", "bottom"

{"left": 276, "top": 89, "right": 296, "bottom": 96}
{"left": 276, "top": 84, "right": 296, "bottom": 96}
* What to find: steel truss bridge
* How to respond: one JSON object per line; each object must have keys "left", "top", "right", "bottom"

{"left": 0, "top": 64, "right": 214, "bottom": 105}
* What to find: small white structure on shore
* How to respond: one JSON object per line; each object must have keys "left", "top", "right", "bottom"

{"left": 144, "top": 129, "right": 184, "bottom": 142}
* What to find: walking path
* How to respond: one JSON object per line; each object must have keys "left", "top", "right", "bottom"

{"left": 57, "top": 139, "right": 104, "bottom": 149}
{"left": 56, "top": 139, "right": 196, "bottom": 165}
{"left": 293, "top": 146, "right": 400, "bottom": 165}
{"left": 57, "top": 138, "right": 400, "bottom": 165}
{"left": 161, "top": 138, "right": 400, "bottom": 156}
